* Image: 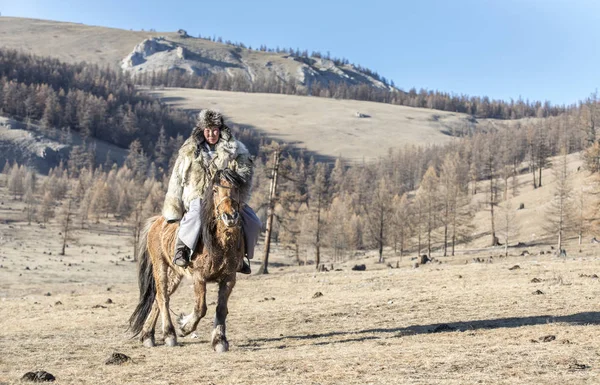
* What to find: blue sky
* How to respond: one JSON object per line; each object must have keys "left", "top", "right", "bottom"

{"left": 3, "top": 0, "right": 599, "bottom": 105}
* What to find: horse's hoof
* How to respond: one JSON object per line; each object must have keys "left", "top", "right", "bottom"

{"left": 164, "top": 336, "right": 178, "bottom": 347}
{"left": 177, "top": 313, "right": 194, "bottom": 337}
{"left": 143, "top": 337, "right": 155, "bottom": 348}
{"left": 211, "top": 325, "right": 228, "bottom": 352}
{"left": 214, "top": 341, "right": 229, "bottom": 353}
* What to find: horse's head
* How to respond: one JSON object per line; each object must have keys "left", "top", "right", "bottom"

{"left": 210, "top": 169, "right": 244, "bottom": 228}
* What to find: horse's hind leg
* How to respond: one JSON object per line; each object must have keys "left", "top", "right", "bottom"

{"left": 141, "top": 269, "right": 182, "bottom": 347}
{"left": 154, "top": 260, "right": 180, "bottom": 347}
{"left": 178, "top": 276, "right": 207, "bottom": 337}
{"left": 211, "top": 275, "right": 236, "bottom": 352}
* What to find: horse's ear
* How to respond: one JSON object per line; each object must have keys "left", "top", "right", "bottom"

{"left": 213, "top": 170, "right": 222, "bottom": 183}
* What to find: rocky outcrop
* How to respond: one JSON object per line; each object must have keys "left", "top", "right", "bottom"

{"left": 121, "top": 37, "right": 395, "bottom": 92}
{"left": 0, "top": 117, "right": 126, "bottom": 174}
{"left": 121, "top": 37, "right": 176, "bottom": 69}
{"left": 0, "top": 124, "right": 70, "bottom": 173}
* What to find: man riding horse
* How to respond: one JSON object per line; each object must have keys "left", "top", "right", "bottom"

{"left": 162, "top": 109, "right": 261, "bottom": 273}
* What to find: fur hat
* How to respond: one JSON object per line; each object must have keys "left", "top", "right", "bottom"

{"left": 192, "top": 109, "right": 232, "bottom": 142}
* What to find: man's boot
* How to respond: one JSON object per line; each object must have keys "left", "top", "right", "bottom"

{"left": 239, "top": 256, "right": 251, "bottom": 274}
{"left": 173, "top": 237, "right": 190, "bottom": 268}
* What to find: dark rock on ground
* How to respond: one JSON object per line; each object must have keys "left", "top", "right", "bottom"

{"left": 540, "top": 335, "right": 556, "bottom": 342}
{"left": 352, "top": 264, "right": 366, "bottom": 271}
{"left": 105, "top": 352, "right": 132, "bottom": 365}
{"left": 21, "top": 370, "right": 55, "bottom": 382}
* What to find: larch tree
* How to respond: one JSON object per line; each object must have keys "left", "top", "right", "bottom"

{"left": 574, "top": 187, "right": 590, "bottom": 247}
{"left": 544, "top": 148, "right": 574, "bottom": 252}
{"left": 416, "top": 166, "right": 440, "bottom": 258}
{"left": 535, "top": 122, "right": 550, "bottom": 188}
{"left": 7, "top": 164, "right": 24, "bottom": 199}
{"left": 579, "top": 91, "right": 600, "bottom": 145}
{"left": 498, "top": 200, "right": 519, "bottom": 256}
{"left": 483, "top": 133, "right": 502, "bottom": 246}
{"left": 307, "top": 161, "right": 328, "bottom": 269}
{"left": 362, "top": 177, "right": 392, "bottom": 263}
{"left": 23, "top": 187, "right": 37, "bottom": 225}
{"left": 59, "top": 197, "right": 75, "bottom": 256}
{"left": 391, "top": 193, "right": 411, "bottom": 257}
{"left": 40, "top": 191, "right": 55, "bottom": 224}
{"left": 440, "top": 153, "right": 459, "bottom": 256}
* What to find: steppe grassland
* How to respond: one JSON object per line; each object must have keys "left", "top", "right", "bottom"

{"left": 145, "top": 87, "right": 467, "bottom": 161}
{"left": 2, "top": 166, "right": 600, "bottom": 384}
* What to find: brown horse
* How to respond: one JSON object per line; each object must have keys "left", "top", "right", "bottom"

{"left": 129, "top": 169, "right": 246, "bottom": 352}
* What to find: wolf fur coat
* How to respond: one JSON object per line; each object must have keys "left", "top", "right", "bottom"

{"left": 162, "top": 110, "right": 253, "bottom": 222}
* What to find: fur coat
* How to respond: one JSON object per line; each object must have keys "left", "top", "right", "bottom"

{"left": 162, "top": 111, "right": 253, "bottom": 222}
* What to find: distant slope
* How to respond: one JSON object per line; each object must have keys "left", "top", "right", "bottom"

{"left": 0, "top": 17, "right": 392, "bottom": 92}
{"left": 145, "top": 88, "right": 504, "bottom": 161}
{"left": 0, "top": 17, "right": 157, "bottom": 69}
{"left": 0, "top": 117, "right": 127, "bottom": 173}
{"left": 467, "top": 152, "right": 587, "bottom": 250}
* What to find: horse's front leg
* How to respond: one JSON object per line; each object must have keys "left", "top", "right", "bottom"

{"left": 178, "top": 275, "right": 207, "bottom": 337}
{"left": 211, "top": 274, "right": 236, "bottom": 352}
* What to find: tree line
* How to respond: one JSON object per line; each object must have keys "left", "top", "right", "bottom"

{"left": 3, "top": 105, "right": 598, "bottom": 269}
{"left": 2, "top": 49, "right": 600, "bottom": 270}
{"left": 135, "top": 68, "right": 574, "bottom": 120}
{"left": 0, "top": 48, "right": 193, "bottom": 171}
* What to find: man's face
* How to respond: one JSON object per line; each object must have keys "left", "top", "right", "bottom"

{"left": 204, "top": 126, "right": 220, "bottom": 145}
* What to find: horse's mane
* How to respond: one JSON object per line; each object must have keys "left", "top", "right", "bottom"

{"left": 200, "top": 169, "right": 247, "bottom": 256}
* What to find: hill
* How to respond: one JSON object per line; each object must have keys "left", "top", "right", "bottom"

{"left": 145, "top": 87, "right": 512, "bottom": 161}
{"left": 0, "top": 17, "right": 392, "bottom": 92}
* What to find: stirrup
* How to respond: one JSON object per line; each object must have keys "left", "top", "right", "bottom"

{"left": 239, "top": 257, "right": 251, "bottom": 274}
{"left": 173, "top": 247, "right": 190, "bottom": 268}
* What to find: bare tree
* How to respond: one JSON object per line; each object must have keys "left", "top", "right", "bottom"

{"left": 8, "top": 164, "right": 24, "bottom": 199}
{"left": 544, "top": 148, "right": 574, "bottom": 252}
{"left": 59, "top": 197, "right": 74, "bottom": 255}
{"left": 326, "top": 196, "right": 350, "bottom": 262}
{"left": 498, "top": 200, "right": 519, "bottom": 256}
{"left": 362, "top": 178, "right": 392, "bottom": 263}
{"left": 40, "top": 191, "right": 55, "bottom": 224}
{"left": 575, "top": 187, "right": 589, "bottom": 247}
{"left": 416, "top": 166, "right": 439, "bottom": 258}
{"left": 23, "top": 187, "right": 37, "bottom": 225}
{"left": 580, "top": 90, "right": 599, "bottom": 145}
{"left": 259, "top": 147, "right": 281, "bottom": 274}
{"left": 391, "top": 193, "right": 411, "bottom": 257}
{"left": 308, "top": 162, "right": 328, "bottom": 269}
{"left": 483, "top": 134, "right": 501, "bottom": 246}
{"left": 440, "top": 153, "right": 458, "bottom": 256}
{"left": 582, "top": 141, "right": 600, "bottom": 173}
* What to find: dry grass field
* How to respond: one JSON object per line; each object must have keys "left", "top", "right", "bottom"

{"left": 145, "top": 87, "right": 481, "bottom": 161}
{"left": 2, "top": 160, "right": 600, "bottom": 385}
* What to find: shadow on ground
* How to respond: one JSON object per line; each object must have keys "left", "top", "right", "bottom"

{"left": 238, "top": 312, "right": 600, "bottom": 349}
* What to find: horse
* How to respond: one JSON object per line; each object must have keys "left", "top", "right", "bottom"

{"left": 129, "top": 169, "right": 247, "bottom": 352}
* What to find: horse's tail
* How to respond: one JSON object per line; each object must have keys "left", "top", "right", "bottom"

{"left": 128, "top": 216, "right": 160, "bottom": 336}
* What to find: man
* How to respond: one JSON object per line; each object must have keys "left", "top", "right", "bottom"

{"left": 162, "top": 109, "right": 261, "bottom": 273}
